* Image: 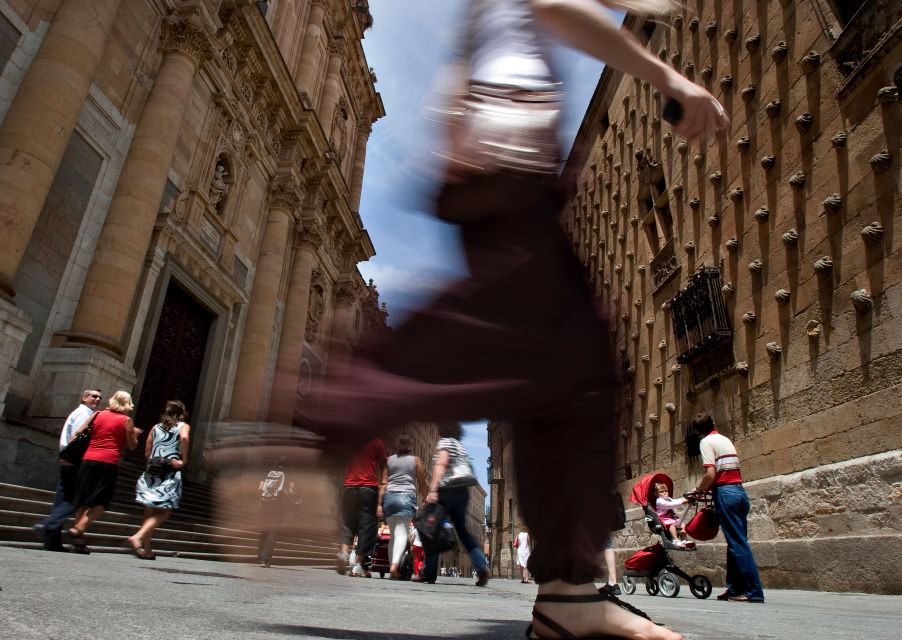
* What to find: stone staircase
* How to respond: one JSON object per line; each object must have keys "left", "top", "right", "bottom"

{"left": 0, "top": 462, "right": 335, "bottom": 567}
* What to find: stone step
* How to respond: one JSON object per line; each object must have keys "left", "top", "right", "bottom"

{"left": 0, "top": 540, "right": 331, "bottom": 567}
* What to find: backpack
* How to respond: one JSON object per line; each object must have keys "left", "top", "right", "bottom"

{"left": 261, "top": 470, "right": 285, "bottom": 500}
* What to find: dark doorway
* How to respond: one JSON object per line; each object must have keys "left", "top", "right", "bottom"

{"left": 135, "top": 282, "right": 213, "bottom": 434}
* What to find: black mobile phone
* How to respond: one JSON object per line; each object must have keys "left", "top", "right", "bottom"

{"left": 662, "top": 98, "right": 684, "bottom": 125}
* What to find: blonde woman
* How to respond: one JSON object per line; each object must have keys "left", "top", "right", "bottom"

{"left": 68, "top": 390, "right": 140, "bottom": 553}
{"left": 127, "top": 400, "right": 190, "bottom": 560}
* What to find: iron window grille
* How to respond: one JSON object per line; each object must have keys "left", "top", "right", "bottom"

{"left": 669, "top": 265, "right": 733, "bottom": 365}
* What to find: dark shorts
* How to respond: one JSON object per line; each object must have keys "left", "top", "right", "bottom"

{"left": 74, "top": 460, "right": 120, "bottom": 509}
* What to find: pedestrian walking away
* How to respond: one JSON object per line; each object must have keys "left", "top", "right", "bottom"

{"left": 257, "top": 457, "right": 295, "bottom": 567}
{"left": 337, "top": 438, "right": 386, "bottom": 577}
{"left": 34, "top": 388, "right": 102, "bottom": 551}
{"left": 377, "top": 433, "right": 427, "bottom": 579}
{"left": 67, "top": 390, "right": 140, "bottom": 554}
{"left": 308, "top": 1, "right": 726, "bottom": 638}
{"left": 127, "top": 400, "right": 190, "bottom": 560}
{"left": 516, "top": 526, "right": 532, "bottom": 583}
{"left": 692, "top": 412, "right": 765, "bottom": 604}
{"left": 420, "top": 424, "right": 490, "bottom": 587}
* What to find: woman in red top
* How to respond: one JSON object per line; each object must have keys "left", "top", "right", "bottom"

{"left": 68, "top": 390, "right": 139, "bottom": 553}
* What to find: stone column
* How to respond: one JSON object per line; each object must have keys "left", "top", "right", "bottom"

{"left": 348, "top": 123, "right": 371, "bottom": 212}
{"left": 295, "top": 1, "right": 326, "bottom": 99}
{"left": 230, "top": 183, "right": 301, "bottom": 422}
{"left": 318, "top": 44, "right": 343, "bottom": 134}
{"left": 327, "top": 282, "right": 358, "bottom": 366}
{"left": 63, "top": 14, "right": 212, "bottom": 355}
{"left": 0, "top": 0, "right": 123, "bottom": 299}
{"left": 267, "top": 222, "right": 322, "bottom": 424}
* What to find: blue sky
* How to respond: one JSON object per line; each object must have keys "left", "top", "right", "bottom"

{"left": 355, "top": 1, "right": 615, "bottom": 507}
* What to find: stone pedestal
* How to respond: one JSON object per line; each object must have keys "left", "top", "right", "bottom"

{"left": 30, "top": 346, "right": 136, "bottom": 420}
{"left": 0, "top": 298, "right": 32, "bottom": 417}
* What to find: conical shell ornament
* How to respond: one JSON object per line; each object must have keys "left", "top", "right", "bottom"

{"left": 748, "top": 258, "right": 764, "bottom": 273}
{"left": 736, "top": 361, "right": 749, "bottom": 376}
{"left": 741, "top": 84, "right": 757, "bottom": 101}
{"left": 795, "top": 113, "right": 813, "bottom": 133}
{"left": 789, "top": 171, "right": 806, "bottom": 188}
{"left": 705, "top": 22, "right": 717, "bottom": 38}
{"left": 671, "top": 364, "right": 682, "bottom": 376}
{"left": 737, "top": 137, "right": 751, "bottom": 151}
{"left": 653, "top": 377, "right": 663, "bottom": 388}
{"left": 813, "top": 256, "right": 833, "bottom": 275}
{"left": 800, "top": 51, "right": 821, "bottom": 74}
{"left": 831, "top": 131, "right": 847, "bottom": 148}
{"left": 765, "top": 100, "right": 782, "bottom": 117}
{"left": 665, "top": 402, "right": 677, "bottom": 414}
{"left": 766, "top": 342, "right": 783, "bottom": 358}
{"left": 709, "top": 171, "right": 723, "bottom": 184}
{"left": 724, "top": 29, "right": 737, "bottom": 44}
{"left": 877, "top": 86, "right": 898, "bottom": 103}
{"left": 689, "top": 197, "right": 701, "bottom": 209}
{"left": 720, "top": 75, "right": 734, "bottom": 90}
{"left": 860, "top": 222, "right": 884, "bottom": 244}
{"left": 774, "top": 288, "right": 791, "bottom": 303}
{"left": 742, "top": 311, "right": 757, "bottom": 325}
{"left": 730, "top": 187, "right": 744, "bottom": 202}
{"left": 781, "top": 228, "right": 799, "bottom": 246}
{"left": 760, "top": 155, "right": 776, "bottom": 169}
{"left": 726, "top": 237, "right": 739, "bottom": 251}
{"left": 708, "top": 214, "right": 720, "bottom": 227}
{"left": 754, "top": 206, "right": 770, "bottom": 222}
{"left": 745, "top": 34, "right": 760, "bottom": 52}
{"left": 722, "top": 282, "right": 735, "bottom": 296}
{"left": 822, "top": 194, "right": 842, "bottom": 214}
{"left": 869, "top": 149, "right": 892, "bottom": 174}
{"left": 851, "top": 289, "right": 873, "bottom": 313}
{"left": 771, "top": 41, "right": 788, "bottom": 62}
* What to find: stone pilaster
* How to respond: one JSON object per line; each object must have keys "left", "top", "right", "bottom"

{"left": 230, "top": 181, "right": 301, "bottom": 421}
{"left": 0, "top": 0, "right": 123, "bottom": 299}
{"left": 62, "top": 14, "right": 213, "bottom": 355}
{"left": 327, "top": 282, "right": 358, "bottom": 366}
{"left": 348, "top": 122, "right": 371, "bottom": 212}
{"left": 267, "top": 221, "right": 322, "bottom": 424}
{"left": 0, "top": 298, "right": 32, "bottom": 417}
{"left": 295, "top": 1, "right": 326, "bottom": 99}
{"left": 318, "top": 43, "right": 343, "bottom": 135}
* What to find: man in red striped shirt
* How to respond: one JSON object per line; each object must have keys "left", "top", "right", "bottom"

{"left": 692, "top": 412, "right": 764, "bottom": 603}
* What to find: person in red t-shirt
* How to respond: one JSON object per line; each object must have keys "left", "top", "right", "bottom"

{"left": 67, "top": 390, "right": 140, "bottom": 553}
{"left": 336, "top": 437, "right": 386, "bottom": 577}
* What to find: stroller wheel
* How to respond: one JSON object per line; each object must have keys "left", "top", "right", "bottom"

{"left": 657, "top": 571, "right": 680, "bottom": 598}
{"left": 644, "top": 579, "right": 659, "bottom": 596}
{"left": 689, "top": 574, "right": 712, "bottom": 599}
{"left": 621, "top": 575, "right": 636, "bottom": 595}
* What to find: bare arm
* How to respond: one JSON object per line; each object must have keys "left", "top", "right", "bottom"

{"left": 695, "top": 466, "right": 717, "bottom": 492}
{"left": 427, "top": 449, "right": 450, "bottom": 504}
{"left": 125, "top": 418, "right": 139, "bottom": 451}
{"left": 415, "top": 456, "right": 428, "bottom": 500}
{"left": 376, "top": 464, "right": 389, "bottom": 519}
{"left": 528, "top": 0, "right": 728, "bottom": 140}
{"left": 170, "top": 423, "right": 190, "bottom": 470}
{"left": 144, "top": 426, "right": 154, "bottom": 459}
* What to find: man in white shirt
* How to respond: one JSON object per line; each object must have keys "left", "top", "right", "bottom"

{"left": 35, "top": 389, "right": 102, "bottom": 551}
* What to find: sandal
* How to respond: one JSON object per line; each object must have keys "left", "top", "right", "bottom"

{"left": 525, "top": 588, "right": 654, "bottom": 639}
{"left": 135, "top": 550, "right": 156, "bottom": 560}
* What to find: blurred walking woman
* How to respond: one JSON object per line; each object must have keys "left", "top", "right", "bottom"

{"left": 128, "top": 400, "right": 190, "bottom": 560}
{"left": 68, "top": 390, "right": 139, "bottom": 553}
{"left": 422, "top": 424, "right": 490, "bottom": 586}
{"left": 314, "top": 1, "right": 726, "bottom": 637}
{"left": 377, "top": 434, "right": 426, "bottom": 578}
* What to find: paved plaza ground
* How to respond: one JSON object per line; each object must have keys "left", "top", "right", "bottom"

{"left": 0, "top": 547, "right": 898, "bottom": 639}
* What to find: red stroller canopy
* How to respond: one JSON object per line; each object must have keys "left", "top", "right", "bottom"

{"left": 629, "top": 471, "right": 674, "bottom": 506}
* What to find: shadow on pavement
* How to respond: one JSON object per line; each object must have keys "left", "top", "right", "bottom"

{"left": 254, "top": 620, "right": 528, "bottom": 639}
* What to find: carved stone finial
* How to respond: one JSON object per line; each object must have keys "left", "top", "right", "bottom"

{"left": 646, "top": 317, "right": 655, "bottom": 327}
{"left": 766, "top": 342, "right": 783, "bottom": 358}
{"left": 765, "top": 100, "right": 782, "bottom": 117}
{"left": 724, "top": 28, "right": 737, "bottom": 44}
{"left": 869, "top": 149, "right": 893, "bottom": 174}
{"left": 688, "top": 17, "right": 699, "bottom": 31}
{"left": 771, "top": 41, "right": 788, "bottom": 62}
{"left": 800, "top": 51, "right": 821, "bottom": 74}
{"left": 814, "top": 256, "right": 833, "bottom": 275}
{"left": 789, "top": 171, "right": 806, "bottom": 188}
{"left": 742, "top": 311, "right": 757, "bottom": 325}
{"left": 665, "top": 402, "right": 677, "bottom": 414}
{"left": 671, "top": 364, "right": 682, "bottom": 376}
{"left": 658, "top": 339, "right": 667, "bottom": 351}
{"left": 781, "top": 228, "right": 799, "bottom": 246}
{"left": 851, "top": 289, "right": 873, "bottom": 314}
{"left": 722, "top": 282, "right": 735, "bottom": 296}
{"left": 638, "top": 388, "right": 648, "bottom": 399}
{"left": 684, "top": 241, "right": 696, "bottom": 253}
{"left": 822, "top": 193, "right": 842, "bottom": 214}
{"left": 754, "top": 206, "right": 769, "bottom": 222}
{"left": 831, "top": 131, "right": 847, "bottom": 148}
{"left": 860, "top": 222, "right": 884, "bottom": 244}
{"left": 693, "top": 153, "right": 705, "bottom": 167}
{"left": 653, "top": 377, "right": 663, "bottom": 388}
{"left": 709, "top": 171, "right": 722, "bottom": 184}
{"left": 708, "top": 214, "right": 720, "bottom": 227}
{"left": 748, "top": 258, "right": 764, "bottom": 273}
{"left": 774, "top": 288, "right": 791, "bottom": 303}
{"left": 689, "top": 197, "right": 700, "bottom": 209}
{"left": 641, "top": 353, "right": 651, "bottom": 363}
{"left": 729, "top": 187, "right": 744, "bottom": 202}
{"left": 677, "top": 140, "right": 689, "bottom": 154}
{"left": 649, "top": 412, "right": 660, "bottom": 424}
{"left": 726, "top": 237, "right": 739, "bottom": 251}
{"left": 806, "top": 319, "right": 822, "bottom": 337}
{"left": 795, "top": 113, "right": 813, "bottom": 134}
{"left": 760, "top": 155, "right": 776, "bottom": 169}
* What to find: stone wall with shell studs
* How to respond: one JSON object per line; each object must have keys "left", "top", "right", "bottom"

{"left": 564, "top": 1, "right": 901, "bottom": 591}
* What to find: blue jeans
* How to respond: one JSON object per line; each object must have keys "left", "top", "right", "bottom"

{"left": 423, "top": 485, "right": 488, "bottom": 581}
{"left": 713, "top": 484, "right": 764, "bottom": 601}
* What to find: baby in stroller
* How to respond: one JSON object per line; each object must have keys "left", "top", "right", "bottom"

{"left": 654, "top": 483, "right": 689, "bottom": 547}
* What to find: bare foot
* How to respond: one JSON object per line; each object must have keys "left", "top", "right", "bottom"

{"left": 533, "top": 581, "right": 682, "bottom": 640}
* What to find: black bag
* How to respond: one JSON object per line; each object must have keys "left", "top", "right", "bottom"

{"left": 145, "top": 456, "right": 174, "bottom": 476}
{"left": 414, "top": 503, "right": 457, "bottom": 554}
{"left": 58, "top": 413, "right": 97, "bottom": 466}
{"left": 612, "top": 489, "right": 627, "bottom": 532}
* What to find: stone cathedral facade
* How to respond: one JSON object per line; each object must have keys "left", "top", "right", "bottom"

{"left": 490, "top": 1, "right": 900, "bottom": 593}
{"left": 0, "top": 0, "right": 385, "bottom": 487}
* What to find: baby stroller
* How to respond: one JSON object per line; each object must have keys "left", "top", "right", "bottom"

{"left": 620, "top": 471, "right": 713, "bottom": 599}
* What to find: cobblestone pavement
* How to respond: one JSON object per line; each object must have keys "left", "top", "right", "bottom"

{"left": 0, "top": 547, "right": 898, "bottom": 639}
